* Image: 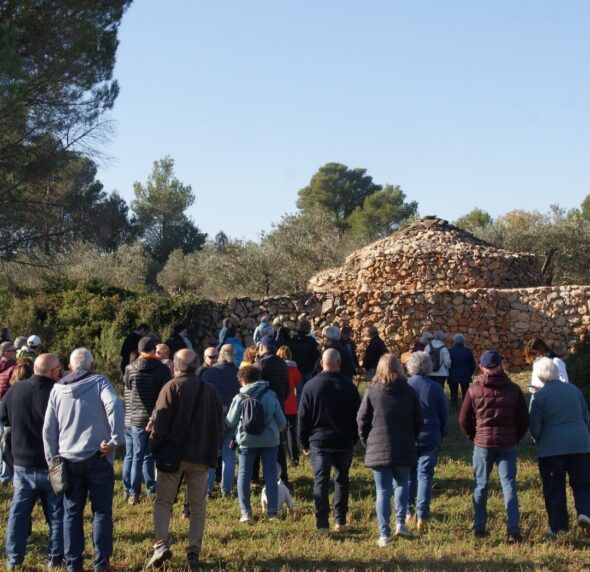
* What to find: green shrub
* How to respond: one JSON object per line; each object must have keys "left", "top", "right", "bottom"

{"left": 565, "top": 335, "right": 590, "bottom": 403}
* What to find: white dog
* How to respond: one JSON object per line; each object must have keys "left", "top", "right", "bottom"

{"left": 261, "top": 478, "right": 297, "bottom": 517}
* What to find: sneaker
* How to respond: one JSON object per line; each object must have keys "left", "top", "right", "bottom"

{"left": 268, "top": 515, "right": 278, "bottom": 521}
{"left": 128, "top": 494, "right": 139, "bottom": 506}
{"left": 507, "top": 533, "right": 524, "bottom": 544}
{"left": 417, "top": 518, "right": 428, "bottom": 533}
{"left": 578, "top": 514, "right": 590, "bottom": 534}
{"left": 333, "top": 523, "right": 349, "bottom": 533}
{"left": 146, "top": 544, "right": 172, "bottom": 568}
{"left": 473, "top": 528, "right": 488, "bottom": 538}
{"left": 186, "top": 552, "right": 199, "bottom": 570}
{"left": 239, "top": 513, "right": 252, "bottom": 523}
{"left": 395, "top": 523, "right": 411, "bottom": 538}
{"left": 377, "top": 535, "right": 391, "bottom": 547}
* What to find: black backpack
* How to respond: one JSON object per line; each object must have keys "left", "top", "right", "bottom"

{"left": 428, "top": 343, "right": 443, "bottom": 371}
{"left": 239, "top": 387, "right": 269, "bottom": 435}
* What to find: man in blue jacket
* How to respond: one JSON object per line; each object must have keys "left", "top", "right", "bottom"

{"left": 43, "top": 348, "right": 125, "bottom": 572}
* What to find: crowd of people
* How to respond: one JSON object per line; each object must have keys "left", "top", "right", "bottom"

{"left": 0, "top": 317, "right": 588, "bottom": 571}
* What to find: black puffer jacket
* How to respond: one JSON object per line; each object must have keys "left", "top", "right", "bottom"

{"left": 255, "top": 354, "right": 289, "bottom": 406}
{"left": 289, "top": 333, "right": 320, "bottom": 375}
{"left": 357, "top": 380, "right": 423, "bottom": 468}
{"left": 124, "top": 357, "right": 172, "bottom": 427}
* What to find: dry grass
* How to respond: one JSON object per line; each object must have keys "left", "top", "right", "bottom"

{"left": 2, "top": 373, "right": 590, "bottom": 570}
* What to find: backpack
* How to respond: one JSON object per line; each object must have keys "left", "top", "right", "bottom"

{"left": 239, "top": 387, "right": 269, "bottom": 435}
{"left": 429, "top": 343, "right": 443, "bottom": 371}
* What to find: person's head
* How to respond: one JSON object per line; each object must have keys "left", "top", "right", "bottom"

{"left": 138, "top": 336, "right": 157, "bottom": 356}
{"left": 276, "top": 345, "right": 292, "bottom": 361}
{"left": 243, "top": 345, "right": 257, "bottom": 365}
{"left": 237, "top": 364, "right": 261, "bottom": 386}
{"left": 69, "top": 348, "right": 94, "bottom": 371}
{"left": 321, "top": 348, "right": 341, "bottom": 373}
{"left": 219, "top": 343, "right": 236, "bottom": 364}
{"left": 0, "top": 341, "right": 16, "bottom": 361}
{"left": 296, "top": 319, "right": 311, "bottom": 334}
{"left": 532, "top": 357, "right": 560, "bottom": 384}
{"left": 260, "top": 315, "right": 270, "bottom": 325}
{"left": 26, "top": 335, "right": 41, "bottom": 353}
{"left": 479, "top": 349, "right": 503, "bottom": 373}
{"left": 374, "top": 353, "right": 407, "bottom": 386}
{"left": 9, "top": 359, "right": 33, "bottom": 384}
{"left": 452, "top": 333, "right": 465, "bottom": 346}
{"left": 14, "top": 336, "right": 27, "bottom": 351}
{"left": 155, "top": 343, "right": 170, "bottom": 360}
{"left": 341, "top": 326, "right": 352, "bottom": 341}
{"left": 434, "top": 331, "right": 446, "bottom": 343}
{"left": 137, "top": 323, "right": 150, "bottom": 337}
{"left": 222, "top": 318, "right": 232, "bottom": 328}
{"left": 524, "top": 337, "right": 553, "bottom": 364}
{"left": 322, "top": 326, "right": 340, "bottom": 343}
{"left": 419, "top": 331, "right": 433, "bottom": 345}
{"left": 203, "top": 346, "right": 219, "bottom": 367}
{"left": 258, "top": 335, "right": 276, "bottom": 356}
{"left": 406, "top": 351, "right": 433, "bottom": 377}
{"left": 174, "top": 349, "right": 198, "bottom": 375}
{"left": 226, "top": 325, "right": 237, "bottom": 338}
{"left": 34, "top": 353, "right": 62, "bottom": 382}
{"left": 367, "top": 326, "right": 379, "bottom": 339}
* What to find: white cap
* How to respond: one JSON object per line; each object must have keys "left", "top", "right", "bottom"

{"left": 27, "top": 335, "right": 41, "bottom": 348}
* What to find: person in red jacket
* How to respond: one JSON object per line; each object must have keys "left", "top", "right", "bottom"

{"left": 277, "top": 345, "right": 302, "bottom": 466}
{"left": 459, "top": 350, "right": 529, "bottom": 544}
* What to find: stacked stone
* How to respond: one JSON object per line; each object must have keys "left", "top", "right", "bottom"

{"left": 308, "top": 216, "right": 541, "bottom": 294}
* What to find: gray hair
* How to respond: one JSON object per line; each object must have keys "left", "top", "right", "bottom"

{"left": 406, "top": 351, "right": 433, "bottom": 376}
{"left": 532, "top": 357, "right": 559, "bottom": 383}
{"left": 70, "top": 348, "right": 94, "bottom": 371}
{"left": 14, "top": 336, "right": 27, "bottom": 350}
{"left": 452, "top": 333, "right": 465, "bottom": 346}
{"left": 434, "top": 331, "right": 446, "bottom": 342}
{"left": 219, "top": 343, "right": 236, "bottom": 364}
{"left": 419, "top": 332, "right": 433, "bottom": 345}
{"left": 322, "top": 326, "right": 341, "bottom": 342}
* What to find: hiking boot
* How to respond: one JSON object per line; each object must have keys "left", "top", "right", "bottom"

{"left": 333, "top": 523, "right": 349, "bottom": 533}
{"left": 146, "top": 544, "right": 172, "bottom": 569}
{"left": 417, "top": 518, "right": 428, "bottom": 533}
{"left": 578, "top": 514, "right": 590, "bottom": 534}
{"left": 186, "top": 552, "right": 200, "bottom": 570}
{"left": 127, "top": 494, "right": 139, "bottom": 506}
{"left": 507, "top": 532, "right": 524, "bottom": 544}
{"left": 395, "top": 524, "right": 411, "bottom": 538}
{"left": 377, "top": 535, "right": 391, "bottom": 547}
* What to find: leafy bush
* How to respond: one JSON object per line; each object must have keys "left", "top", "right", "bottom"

{"left": 565, "top": 336, "right": 590, "bottom": 404}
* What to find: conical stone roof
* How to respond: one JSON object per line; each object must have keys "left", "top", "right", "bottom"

{"left": 308, "top": 216, "right": 541, "bottom": 294}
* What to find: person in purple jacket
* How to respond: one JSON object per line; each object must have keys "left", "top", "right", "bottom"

{"left": 405, "top": 351, "right": 448, "bottom": 532}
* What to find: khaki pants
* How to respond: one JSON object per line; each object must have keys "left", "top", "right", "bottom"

{"left": 153, "top": 461, "right": 208, "bottom": 556}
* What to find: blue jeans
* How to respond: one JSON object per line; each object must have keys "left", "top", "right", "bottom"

{"left": 408, "top": 446, "right": 440, "bottom": 520}
{"left": 0, "top": 423, "right": 14, "bottom": 484}
{"left": 472, "top": 445, "right": 520, "bottom": 534}
{"left": 208, "top": 430, "right": 236, "bottom": 494}
{"left": 373, "top": 465, "right": 410, "bottom": 537}
{"left": 5, "top": 466, "right": 64, "bottom": 567}
{"left": 122, "top": 427, "right": 155, "bottom": 495}
{"left": 127, "top": 426, "right": 155, "bottom": 496}
{"left": 237, "top": 446, "right": 278, "bottom": 516}
{"left": 64, "top": 455, "right": 115, "bottom": 572}
{"left": 309, "top": 449, "right": 353, "bottom": 529}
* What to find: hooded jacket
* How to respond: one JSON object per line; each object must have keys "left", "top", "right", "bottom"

{"left": 458, "top": 370, "right": 529, "bottom": 448}
{"left": 357, "top": 380, "right": 423, "bottom": 468}
{"left": 43, "top": 370, "right": 125, "bottom": 465}
{"left": 225, "top": 380, "right": 286, "bottom": 451}
{"left": 124, "top": 356, "right": 172, "bottom": 427}
{"left": 407, "top": 374, "right": 448, "bottom": 449}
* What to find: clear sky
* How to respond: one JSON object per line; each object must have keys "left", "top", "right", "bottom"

{"left": 96, "top": 1, "right": 590, "bottom": 241}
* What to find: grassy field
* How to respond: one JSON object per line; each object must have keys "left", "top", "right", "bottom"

{"left": 1, "top": 373, "right": 590, "bottom": 571}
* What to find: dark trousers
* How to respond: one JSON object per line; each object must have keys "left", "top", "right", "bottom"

{"left": 429, "top": 376, "right": 447, "bottom": 390}
{"left": 285, "top": 414, "right": 299, "bottom": 465}
{"left": 539, "top": 453, "right": 590, "bottom": 533}
{"left": 448, "top": 380, "right": 470, "bottom": 406}
{"left": 309, "top": 448, "right": 353, "bottom": 529}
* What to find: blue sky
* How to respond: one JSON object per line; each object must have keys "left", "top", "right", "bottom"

{"left": 97, "top": 1, "right": 590, "bottom": 240}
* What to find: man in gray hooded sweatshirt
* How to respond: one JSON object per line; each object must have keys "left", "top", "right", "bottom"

{"left": 43, "top": 347, "right": 125, "bottom": 572}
